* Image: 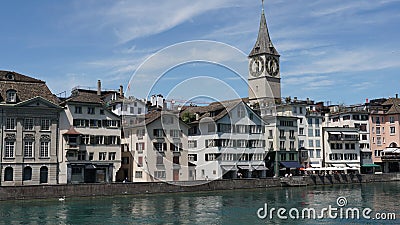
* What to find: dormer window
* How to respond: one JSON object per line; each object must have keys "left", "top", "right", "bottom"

{"left": 6, "top": 90, "right": 17, "bottom": 103}
{"left": 5, "top": 72, "right": 14, "bottom": 80}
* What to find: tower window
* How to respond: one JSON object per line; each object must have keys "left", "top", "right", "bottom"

{"left": 6, "top": 90, "right": 17, "bottom": 103}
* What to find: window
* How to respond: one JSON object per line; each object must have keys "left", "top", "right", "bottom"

{"left": 237, "top": 106, "right": 245, "bottom": 118}
{"left": 377, "top": 137, "right": 382, "bottom": 146}
{"left": 170, "top": 143, "right": 182, "bottom": 152}
{"left": 269, "top": 130, "right": 273, "bottom": 137}
{"left": 173, "top": 156, "right": 180, "bottom": 165}
{"left": 154, "top": 142, "right": 167, "bottom": 152}
{"left": 279, "top": 130, "right": 285, "bottom": 138}
{"left": 299, "top": 140, "right": 304, "bottom": 148}
{"left": 153, "top": 129, "right": 164, "bottom": 138}
{"left": 376, "top": 127, "right": 381, "bottom": 135}
{"left": 40, "top": 142, "right": 50, "bottom": 158}
{"left": 4, "top": 167, "right": 13, "bottom": 181}
{"left": 24, "top": 118, "right": 34, "bottom": 130}
{"left": 89, "top": 152, "right": 94, "bottom": 160}
{"left": 23, "top": 166, "right": 32, "bottom": 181}
{"left": 289, "top": 130, "right": 295, "bottom": 138}
{"left": 137, "top": 129, "right": 145, "bottom": 139}
{"left": 290, "top": 141, "right": 295, "bottom": 150}
{"left": 315, "top": 129, "right": 321, "bottom": 137}
{"left": 78, "top": 151, "right": 86, "bottom": 160}
{"left": 24, "top": 141, "right": 34, "bottom": 158}
{"left": 188, "top": 140, "right": 197, "bottom": 148}
{"left": 390, "top": 116, "right": 395, "bottom": 124}
{"left": 309, "top": 140, "right": 314, "bottom": 147}
{"left": 299, "top": 128, "right": 304, "bottom": 135}
{"left": 40, "top": 166, "right": 48, "bottom": 183}
{"left": 188, "top": 154, "right": 197, "bottom": 161}
{"left": 208, "top": 123, "right": 216, "bottom": 133}
{"left": 308, "top": 118, "right": 313, "bottom": 125}
{"left": 138, "top": 108, "right": 142, "bottom": 114}
{"left": 205, "top": 154, "right": 218, "bottom": 161}
{"left": 138, "top": 156, "right": 143, "bottom": 167}
{"left": 289, "top": 153, "right": 295, "bottom": 161}
{"left": 87, "top": 107, "right": 95, "bottom": 114}
{"left": 308, "top": 129, "right": 314, "bottom": 137}
{"left": 6, "top": 90, "right": 17, "bottom": 102}
{"left": 135, "top": 171, "right": 143, "bottom": 178}
{"left": 108, "top": 152, "right": 116, "bottom": 160}
{"left": 5, "top": 141, "right": 14, "bottom": 158}
{"left": 316, "top": 149, "right": 321, "bottom": 158}
{"left": 280, "top": 141, "right": 285, "bottom": 150}
{"left": 315, "top": 140, "right": 321, "bottom": 148}
{"left": 136, "top": 142, "right": 145, "bottom": 152}
{"left": 292, "top": 106, "right": 297, "bottom": 113}
{"left": 280, "top": 153, "right": 286, "bottom": 161}
{"left": 154, "top": 171, "right": 166, "bottom": 179}
{"left": 6, "top": 118, "right": 16, "bottom": 130}
{"left": 391, "top": 127, "right": 396, "bottom": 134}
{"left": 75, "top": 106, "right": 82, "bottom": 114}
{"left": 170, "top": 129, "right": 181, "bottom": 137}
{"left": 100, "top": 109, "right": 105, "bottom": 115}
{"left": 99, "top": 152, "right": 107, "bottom": 160}
{"left": 41, "top": 119, "right": 51, "bottom": 131}
{"left": 156, "top": 155, "right": 163, "bottom": 165}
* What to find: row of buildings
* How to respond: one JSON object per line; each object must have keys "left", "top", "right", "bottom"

{"left": 1, "top": 6, "right": 399, "bottom": 186}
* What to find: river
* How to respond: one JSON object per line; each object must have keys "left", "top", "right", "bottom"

{"left": 0, "top": 182, "right": 399, "bottom": 224}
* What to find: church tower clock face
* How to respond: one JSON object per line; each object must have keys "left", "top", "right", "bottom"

{"left": 249, "top": 56, "right": 264, "bottom": 77}
{"left": 266, "top": 56, "right": 279, "bottom": 77}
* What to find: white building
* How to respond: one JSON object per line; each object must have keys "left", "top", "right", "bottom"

{"left": 183, "top": 100, "right": 267, "bottom": 180}
{"left": 327, "top": 105, "right": 370, "bottom": 172}
{"left": 58, "top": 87, "right": 122, "bottom": 184}
{"left": 322, "top": 127, "right": 361, "bottom": 173}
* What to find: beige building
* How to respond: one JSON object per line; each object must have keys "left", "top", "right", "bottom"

{"left": 0, "top": 71, "right": 62, "bottom": 186}
{"left": 125, "top": 110, "right": 189, "bottom": 182}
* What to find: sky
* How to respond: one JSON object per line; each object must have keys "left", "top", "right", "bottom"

{"left": 1, "top": 0, "right": 400, "bottom": 105}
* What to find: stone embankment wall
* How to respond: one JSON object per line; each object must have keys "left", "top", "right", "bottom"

{"left": 0, "top": 173, "right": 399, "bottom": 201}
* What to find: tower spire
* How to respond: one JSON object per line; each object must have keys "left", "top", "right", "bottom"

{"left": 249, "top": 1, "right": 279, "bottom": 57}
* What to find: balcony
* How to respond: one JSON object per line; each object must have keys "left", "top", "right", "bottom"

{"left": 65, "top": 143, "right": 80, "bottom": 151}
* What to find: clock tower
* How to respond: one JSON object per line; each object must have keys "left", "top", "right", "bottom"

{"left": 248, "top": 4, "right": 281, "bottom": 111}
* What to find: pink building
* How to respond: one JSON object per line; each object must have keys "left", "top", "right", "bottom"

{"left": 369, "top": 97, "right": 400, "bottom": 173}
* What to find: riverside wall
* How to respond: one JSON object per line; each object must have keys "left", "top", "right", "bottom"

{"left": 0, "top": 173, "right": 400, "bottom": 201}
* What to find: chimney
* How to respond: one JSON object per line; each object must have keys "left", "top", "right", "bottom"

{"left": 396, "top": 94, "right": 399, "bottom": 99}
{"left": 119, "top": 85, "right": 124, "bottom": 98}
{"left": 97, "top": 80, "right": 101, "bottom": 96}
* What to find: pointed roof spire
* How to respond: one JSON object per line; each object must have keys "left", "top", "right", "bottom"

{"left": 249, "top": 1, "right": 279, "bottom": 57}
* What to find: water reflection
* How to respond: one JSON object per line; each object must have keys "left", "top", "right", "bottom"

{"left": 0, "top": 182, "right": 399, "bottom": 224}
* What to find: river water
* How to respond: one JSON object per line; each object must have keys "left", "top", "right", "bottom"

{"left": 0, "top": 182, "right": 399, "bottom": 224}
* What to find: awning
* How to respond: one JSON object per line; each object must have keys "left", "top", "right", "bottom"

{"left": 346, "top": 164, "right": 361, "bottom": 168}
{"left": 332, "top": 164, "right": 346, "bottom": 168}
{"left": 328, "top": 132, "right": 341, "bottom": 135}
{"left": 221, "top": 165, "right": 237, "bottom": 171}
{"left": 280, "top": 161, "right": 303, "bottom": 169}
{"left": 383, "top": 148, "right": 398, "bottom": 153}
{"left": 253, "top": 165, "right": 269, "bottom": 171}
{"left": 238, "top": 166, "right": 251, "bottom": 170}
{"left": 362, "top": 164, "right": 381, "bottom": 167}
{"left": 342, "top": 132, "right": 357, "bottom": 135}
{"left": 85, "top": 164, "right": 96, "bottom": 169}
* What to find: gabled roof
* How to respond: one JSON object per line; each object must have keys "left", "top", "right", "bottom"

{"left": 14, "top": 96, "right": 63, "bottom": 109}
{"left": 249, "top": 9, "right": 279, "bottom": 57}
{"left": 0, "top": 70, "right": 59, "bottom": 104}
{"left": 61, "top": 89, "right": 104, "bottom": 105}
{"left": 382, "top": 98, "right": 400, "bottom": 114}
{"left": 63, "top": 126, "right": 82, "bottom": 135}
{"left": 180, "top": 99, "right": 262, "bottom": 124}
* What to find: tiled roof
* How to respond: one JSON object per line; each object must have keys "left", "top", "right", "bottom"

{"left": 180, "top": 99, "right": 243, "bottom": 123}
{"left": 61, "top": 89, "right": 104, "bottom": 105}
{"left": 383, "top": 98, "right": 400, "bottom": 114}
{"left": 0, "top": 70, "right": 59, "bottom": 104}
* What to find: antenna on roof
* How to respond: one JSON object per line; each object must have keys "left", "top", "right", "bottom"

{"left": 262, "top": 0, "right": 265, "bottom": 12}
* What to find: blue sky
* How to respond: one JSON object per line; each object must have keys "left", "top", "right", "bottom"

{"left": 1, "top": 0, "right": 400, "bottom": 105}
